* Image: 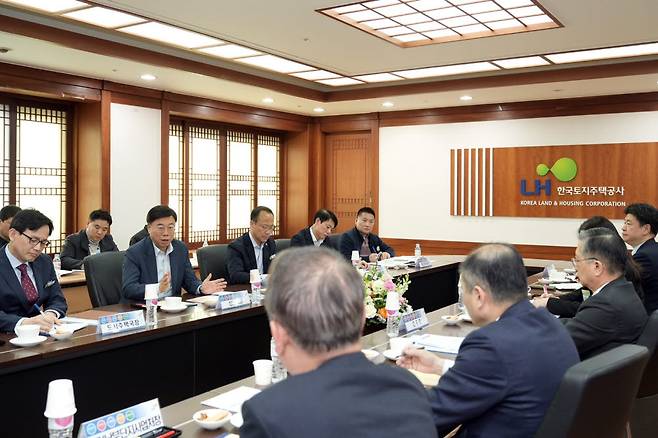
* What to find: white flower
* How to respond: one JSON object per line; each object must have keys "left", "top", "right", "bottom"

{"left": 372, "top": 279, "right": 385, "bottom": 291}
{"left": 365, "top": 303, "right": 377, "bottom": 319}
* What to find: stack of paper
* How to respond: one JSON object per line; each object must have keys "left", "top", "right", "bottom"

{"left": 410, "top": 334, "right": 464, "bottom": 355}
{"left": 202, "top": 386, "right": 261, "bottom": 412}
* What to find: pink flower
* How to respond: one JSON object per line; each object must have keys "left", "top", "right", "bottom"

{"left": 384, "top": 279, "right": 395, "bottom": 291}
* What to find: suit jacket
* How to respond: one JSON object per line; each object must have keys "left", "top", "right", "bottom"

{"left": 60, "top": 229, "right": 119, "bottom": 270}
{"left": 0, "top": 236, "right": 8, "bottom": 247}
{"left": 290, "top": 227, "right": 337, "bottom": 249}
{"left": 0, "top": 247, "right": 68, "bottom": 332}
{"left": 564, "top": 276, "right": 648, "bottom": 360}
{"left": 121, "top": 237, "right": 201, "bottom": 302}
{"left": 547, "top": 290, "right": 584, "bottom": 318}
{"left": 430, "top": 300, "right": 579, "bottom": 438}
{"left": 226, "top": 232, "right": 276, "bottom": 284}
{"left": 339, "top": 227, "right": 395, "bottom": 261}
{"left": 634, "top": 238, "right": 658, "bottom": 314}
{"left": 129, "top": 226, "right": 149, "bottom": 247}
{"left": 241, "top": 352, "right": 438, "bottom": 438}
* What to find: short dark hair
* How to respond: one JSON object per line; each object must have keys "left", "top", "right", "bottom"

{"left": 146, "top": 205, "right": 177, "bottom": 224}
{"left": 265, "top": 247, "right": 364, "bottom": 354}
{"left": 250, "top": 206, "right": 273, "bottom": 222}
{"left": 578, "top": 216, "right": 616, "bottom": 234}
{"left": 357, "top": 207, "right": 375, "bottom": 218}
{"left": 313, "top": 209, "right": 338, "bottom": 227}
{"left": 89, "top": 209, "right": 113, "bottom": 225}
{"left": 0, "top": 205, "right": 21, "bottom": 222}
{"left": 578, "top": 227, "right": 627, "bottom": 276}
{"left": 459, "top": 243, "right": 527, "bottom": 304}
{"left": 624, "top": 203, "right": 658, "bottom": 235}
{"left": 10, "top": 209, "right": 54, "bottom": 235}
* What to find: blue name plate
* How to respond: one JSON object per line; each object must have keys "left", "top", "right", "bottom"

{"left": 215, "top": 291, "right": 251, "bottom": 310}
{"left": 78, "top": 398, "right": 162, "bottom": 438}
{"left": 400, "top": 308, "right": 429, "bottom": 334}
{"left": 97, "top": 310, "right": 146, "bottom": 335}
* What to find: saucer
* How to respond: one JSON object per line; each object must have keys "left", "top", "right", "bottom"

{"left": 160, "top": 304, "right": 188, "bottom": 313}
{"left": 230, "top": 412, "right": 243, "bottom": 429}
{"left": 441, "top": 315, "right": 461, "bottom": 326}
{"left": 10, "top": 335, "right": 47, "bottom": 347}
{"left": 382, "top": 349, "right": 402, "bottom": 361}
{"left": 193, "top": 409, "right": 232, "bottom": 430}
{"left": 458, "top": 313, "right": 472, "bottom": 323}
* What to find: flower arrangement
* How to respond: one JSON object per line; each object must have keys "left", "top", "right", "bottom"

{"left": 362, "top": 265, "right": 411, "bottom": 325}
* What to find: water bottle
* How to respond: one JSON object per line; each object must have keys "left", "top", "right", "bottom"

{"left": 202, "top": 239, "right": 209, "bottom": 247}
{"left": 385, "top": 292, "right": 401, "bottom": 338}
{"left": 53, "top": 254, "right": 61, "bottom": 271}
{"left": 271, "top": 337, "right": 287, "bottom": 383}
{"left": 414, "top": 243, "right": 421, "bottom": 257}
{"left": 351, "top": 250, "right": 360, "bottom": 268}
{"left": 250, "top": 269, "right": 262, "bottom": 304}
{"left": 48, "top": 417, "right": 74, "bottom": 438}
{"left": 457, "top": 284, "right": 465, "bottom": 313}
{"left": 144, "top": 288, "right": 158, "bottom": 327}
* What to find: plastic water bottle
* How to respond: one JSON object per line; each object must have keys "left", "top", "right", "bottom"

{"left": 53, "top": 254, "right": 61, "bottom": 271}
{"left": 385, "top": 292, "right": 401, "bottom": 338}
{"left": 351, "top": 250, "right": 360, "bottom": 268}
{"left": 144, "top": 288, "right": 158, "bottom": 327}
{"left": 271, "top": 337, "right": 287, "bottom": 383}
{"left": 250, "top": 269, "right": 262, "bottom": 304}
{"left": 48, "top": 417, "right": 74, "bottom": 438}
{"left": 414, "top": 243, "right": 422, "bottom": 257}
{"left": 457, "top": 284, "right": 465, "bottom": 313}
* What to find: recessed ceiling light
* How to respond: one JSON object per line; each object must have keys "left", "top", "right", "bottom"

{"left": 394, "top": 62, "right": 499, "bottom": 79}
{"left": 238, "top": 55, "right": 313, "bottom": 74}
{"left": 353, "top": 73, "right": 403, "bottom": 83}
{"left": 316, "top": 77, "right": 364, "bottom": 86}
{"left": 119, "top": 22, "right": 223, "bottom": 49}
{"left": 199, "top": 44, "right": 261, "bottom": 59}
{"left": 140, "top": 73, "right": 156, "bottom": 81}
{"left": 546, "top": 42, "right": 658, "bottom": 64}
{"left": 460, "top": 95, "right": 473, "bottom": 101}
{"left": 262, "top": 97, "right": 274, "bottom": 104}
{"left": 290, "top": 70, "right": 341, "bottom": 81}
{"left": 492, "top": 56, "right": 549, "bottom": 69}
{"left": 313, "top": 107, "right": 325, "bottom": 113}
{"left": 4, "top": 0, "right": 86, "bottom": 13}
{"left": 63, "top": 6, "right": 145, "bottom": 28}
{"left": 382, "top": 101, "right": 395, "bottom": 108}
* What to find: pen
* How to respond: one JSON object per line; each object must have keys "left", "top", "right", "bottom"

{"left": 33, "top": 303, "right": 45, "bottom": 317}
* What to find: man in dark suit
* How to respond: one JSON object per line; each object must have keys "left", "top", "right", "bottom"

{"left": 61, "top": 209, "right": 119, "bottom": 270}
{"left": 129, "top": 225, "right": 148, "bottom": 246}
{"left": 399, "top": 243, "right": 579, "bottom": 438}
{"left": 122, "top": 205, "right": 226, "bottom": 301}
{"left": 227, "top": 206, "right": 277, "bottom": 284}
{"left": 566, "top": 227, "right": 648, "bottom": 359}
{"left": 290, "top": 208, "right": 338, "bottom": 249}
{"left": 622, "top": 203, "right": 658, "bottom": 314}
{"left": 0, "top": 209, "right": 67, "bottom": 333}
{"left": 241, "top": 247, "right": 437, "bottom": 438}
{"left": 0, "top": 205, "right": 21, "bottom": 247}
{"left": 339, "top": 207, "right": 394, "bottom": 262}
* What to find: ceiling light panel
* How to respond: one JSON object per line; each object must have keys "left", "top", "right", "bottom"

{"left": 394, "top": 61, "right": 499, "bottom": 78}
{"left": 290, "top": 70, "right": 341, "bottom": 80}
{"left": 318, "top": 0, "right": 559, "bottom": 47}
{"left": 119, "top": 22, "right": 223, "bottom": 49}
{"left": 353, "top": 72, "right": 404, "bottom": 82}
{"left": 4, "top": 0, "right": 86, "bottom": 13}
{"left": 63, "top": 6, "right": 145, "bottom": 28}
{"left": 199, "top": 44, "right": 261, "bottom": 59}
{"left": 492, "top": 56, "right": 549, "bottom": 68}
{"left": 238, "top": 55, "right": 313, "bottom": 73}
{"left": 316, "top": 77, "right": 364, "bottom": 86}
{"left": 546, "top": 43, "right": 658, "bottom": 64}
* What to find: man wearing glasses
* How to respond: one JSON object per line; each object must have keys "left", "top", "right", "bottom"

{"left": 0, "top": 209, "right": 67, "bottom": 333}
{"left": 122, "top": 205, "right": 226, "bottom": 301}
{"left": 564, "top": 227, "right": 647, "bottom": 360}
{"left": 227, "top": 206, "right": 277, "bottom": 284}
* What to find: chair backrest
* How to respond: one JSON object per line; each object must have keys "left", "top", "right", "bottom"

{"left": 197, "top": 244, "right": 229, "bottom": 282}
{"left": 275, "top": 238, "right": 290, "bottom": 253}
{"left": 534, "top": 344, "right": 649, "bottom": 438}
{"left": 635, "top": 310, "right": 658, "bottom": 398}
{"left": 83, "top": 251, "right": 126, "bottom": 307}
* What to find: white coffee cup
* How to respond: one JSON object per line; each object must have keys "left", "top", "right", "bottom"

{"left": 389, "top": 337, "right": 412, "bottom": 355}
{"left": 44, "top": 379, "right": 77, "bottom": 418}
{"left": 253, "top": 359, "right": 273, "bottom": 386}
{"left": 250, "top": 269, "right": 261, "bottom": 284}
{"left": 164, "top": 296, "right": 182, "bottom": 308}
{"left": 16, "top": 324, "right": 40, "bottom": 340}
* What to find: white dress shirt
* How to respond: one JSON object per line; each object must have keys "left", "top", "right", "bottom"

{"left": 153, "top": 242, "right": 173, "bottom": 298}
{"left": 249, "top": 232, "right": 264, "bottom": 274}
{"left": 309, "top": 228, "right": 324, "bottom": 247}
{"left": 631, "top": 239, "right": 649, "bottom": 256}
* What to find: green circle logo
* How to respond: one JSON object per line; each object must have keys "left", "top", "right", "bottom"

{"left": 536, "top": 157, "right": 578, "bottom": 182}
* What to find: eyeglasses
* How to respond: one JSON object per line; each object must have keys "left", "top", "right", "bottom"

{"left": 20, "top": 232, "right": 50, "bottom": 248}
{"left": 256, "top": 223, "right": 274, "bottom": 232}
{"left": 571, "top": 257, "right": 598, "bottom": 266}
{"left": 153, "top": 224, "right": 176, "bottom": 233}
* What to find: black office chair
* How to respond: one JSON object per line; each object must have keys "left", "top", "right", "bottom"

{"left": 630, "top": 310, "right": 658, "bottom": 438}
{"left": 535, "top": 344, "right": 649, "bottom": 438}
{"left": 83, "top": 251, "right": 126, "bottom": 307}
{"left": 275, "top": 238, "right": 291, "bottom": 253}
{"left": 197, "top": 244, "right": 229, "bottom": 282}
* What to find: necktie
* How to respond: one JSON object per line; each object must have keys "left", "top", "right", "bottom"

{"left": 18, "top": 263, "right": 39, "bottom": 305}
{"left": 360, "top": 236, "right": 371, "bottom": 257}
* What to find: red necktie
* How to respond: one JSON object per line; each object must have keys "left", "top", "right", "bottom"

{"left": 18, "top": 264, "right": 39, "bottom": 305}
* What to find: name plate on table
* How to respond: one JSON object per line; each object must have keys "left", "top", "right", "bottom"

{"left": 400, "top": 308, "right": 429, "bottom": 334}
{"left": 215, "top": 291, "right": 250, "bottom": 310}
{"left": 97, "top": 310, "right": 145, "bottom": 335}
{"left": 78, "top": 398, "right": 163, "bottom": 438}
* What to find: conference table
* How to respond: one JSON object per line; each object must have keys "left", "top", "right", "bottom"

{"left": 0, "top": 255, "right": 568, "bottom": 436}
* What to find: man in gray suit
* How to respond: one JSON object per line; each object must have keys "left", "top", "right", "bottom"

{"left": 240, "top": 247, "right": 437, "bottom": 438}
{"left": 565, "top": 227, "right": 648, "bottom": 359}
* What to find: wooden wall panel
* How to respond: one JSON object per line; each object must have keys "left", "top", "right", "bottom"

{"left": 283, "top": 126, "right": 311, "bottom": 237}
{"left": 383, "top": 238, "right": 576, "bottom": 261}
{"left": 74, "top": 101, "right": 103, "bottom": 229}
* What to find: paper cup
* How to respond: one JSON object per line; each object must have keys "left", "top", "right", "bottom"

{"left": 164, "top": 296, "right": 182, "bottom": 307}
{"left": 249, "top": 269, "right": 261, "bottom": 284}
{"left": 44, "top": 379, "right": 77, "bottom": 418}
{"left": 253, "top": 359, "right": 273, "bottom": 386}
{"left": 351, "top": 250, "right": 360, "bottom": 261}
{"left": 16, "top": 324, "right": 39, "bottom": 340}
